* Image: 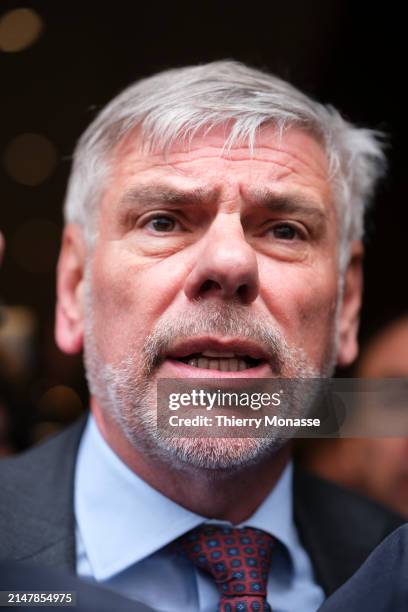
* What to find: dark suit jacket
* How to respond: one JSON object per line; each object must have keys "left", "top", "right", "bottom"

{"left": 0, "top": 417, "right": 403, "bottom": 598}
{"left": 0, "top": 560, "right": 153, "bottom": 611}
{"left": 318, "top": 524, "right": 408, "bottom": 611}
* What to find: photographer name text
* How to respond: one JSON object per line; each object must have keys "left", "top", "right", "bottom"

{"left": 168, "top": 415, "right": 321, "bottom": 428}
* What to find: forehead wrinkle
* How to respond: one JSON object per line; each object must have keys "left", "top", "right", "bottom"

{"left": 116, "top": 131, "right": 327, "bottom": 169}
{"left": 146, "top": 146, "right": 325, "bottom": 175}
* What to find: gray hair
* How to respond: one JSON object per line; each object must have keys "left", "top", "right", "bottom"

{"left": 64, "top": 60, "right": 386, "bottom": 270}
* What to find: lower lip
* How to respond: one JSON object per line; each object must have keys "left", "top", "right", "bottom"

{"left": 158, "top": 358, "right": 274, "bottom": 379}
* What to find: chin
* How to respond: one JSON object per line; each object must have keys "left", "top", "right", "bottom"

{"left": 139, "top": 432, "right": 285, "bottom": 473}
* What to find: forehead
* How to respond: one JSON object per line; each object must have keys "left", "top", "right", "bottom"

{"left": 113, "top": 123, "right": 328, "bottom": 172}
{"left": 104, "top": 124, "right": 332, "bottom": 210}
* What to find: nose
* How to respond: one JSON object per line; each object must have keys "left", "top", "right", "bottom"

{"left": 184, "top": 215, "right": 260, "bottom": 304}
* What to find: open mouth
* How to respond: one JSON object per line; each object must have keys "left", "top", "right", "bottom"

{"left": 166, "top": 338, "right": 270, "bottom": 373}
{"left": 175, "top": 352, "right": 264, "bottom": 371}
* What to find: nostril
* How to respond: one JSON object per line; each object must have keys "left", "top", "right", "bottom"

{"left": 238, "top": 283, "right": 255, "bottom": 303}
{"left": 237, "top": 284, "right": 248, "bottom": 300}
{"left": 201, "top": 279, "right": 222, "bottom": 294}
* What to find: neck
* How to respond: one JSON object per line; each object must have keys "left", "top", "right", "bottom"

{"left": 93, "top": 404, "right": 292, "bottom": 524}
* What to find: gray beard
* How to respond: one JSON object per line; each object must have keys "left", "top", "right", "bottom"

{"left": 84, "top": 292, "right": 338, "bottom": 473}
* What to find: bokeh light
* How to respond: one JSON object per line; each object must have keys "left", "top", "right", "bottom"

{"left": 0, "top": 306, "right": 37, "bottom": 381}
{"left": 0, "top": 8, "right": 44, "bottom": 53}
{"left": 3, "top": 133, "right": 57, "bottom": 186}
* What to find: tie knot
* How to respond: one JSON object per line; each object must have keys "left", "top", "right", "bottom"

{"left": 174, "top": 525, "right": 275, "bottom": 611}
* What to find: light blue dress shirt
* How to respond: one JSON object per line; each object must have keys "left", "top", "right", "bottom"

{"left": 75, "top": 416, "right": 324, "bottom": 611}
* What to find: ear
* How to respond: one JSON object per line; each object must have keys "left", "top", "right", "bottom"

{"left": 336, "top": 240, "right": 364, "bottom": 367}
{"left": 55, "top": 224, "right": 87, "bottom": 354}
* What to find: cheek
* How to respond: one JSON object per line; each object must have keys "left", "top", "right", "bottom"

{"left": 89, "top": 248, "right": 190, "bottom": 358}
{"left": 260, "top": 260, "right": 339, "bottom": 348}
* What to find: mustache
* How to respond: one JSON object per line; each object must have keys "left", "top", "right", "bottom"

{"left": 139, "top": 301, "right": 301, "bottom": 376}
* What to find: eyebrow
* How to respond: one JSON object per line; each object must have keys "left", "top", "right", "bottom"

{"left": 243, "top": 187, "right": 328, "bottom": 223}
{"left": 118, "top": 183, "right": 328, "bottom": 226}
{"left": 118, "top": 184, "right": 220, "bottom": 208}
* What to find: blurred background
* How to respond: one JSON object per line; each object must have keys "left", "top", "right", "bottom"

{"left": 0, "top": 0, "right": 406, "bottom": 504}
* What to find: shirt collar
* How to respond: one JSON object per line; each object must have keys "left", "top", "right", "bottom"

{"left": 75, "top": 415, "right": 296, "bottom": 580}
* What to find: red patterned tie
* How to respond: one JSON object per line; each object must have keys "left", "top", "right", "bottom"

{"left": 173, "top": 524, "right": 275, "bottom": 612}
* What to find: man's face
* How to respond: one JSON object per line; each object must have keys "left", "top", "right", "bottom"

{"left": 56, "top": 125, "right": 362, "bottom": 468}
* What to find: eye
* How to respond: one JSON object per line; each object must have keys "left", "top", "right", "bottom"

{"left": 267, "top": 223, "right": 303, "bottom": 240}
{"left": 145, "top": 215, "right": 181, "bottom": 232}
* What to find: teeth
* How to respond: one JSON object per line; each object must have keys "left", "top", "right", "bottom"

{"left": 202, "top": 351, "right": 236, "bottom": 358}
{"left": 190, "top": 357, "right": 249, "bottom": 371}
{"left": 229, "top": 358, "right": 238, "bottom": 371}
{"left": 220, "top": 359, "right": 229, "bottom": 372}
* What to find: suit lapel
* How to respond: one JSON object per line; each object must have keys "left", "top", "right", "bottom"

{"left": 0, "top": 417, "right": 87, "bottom": 569}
